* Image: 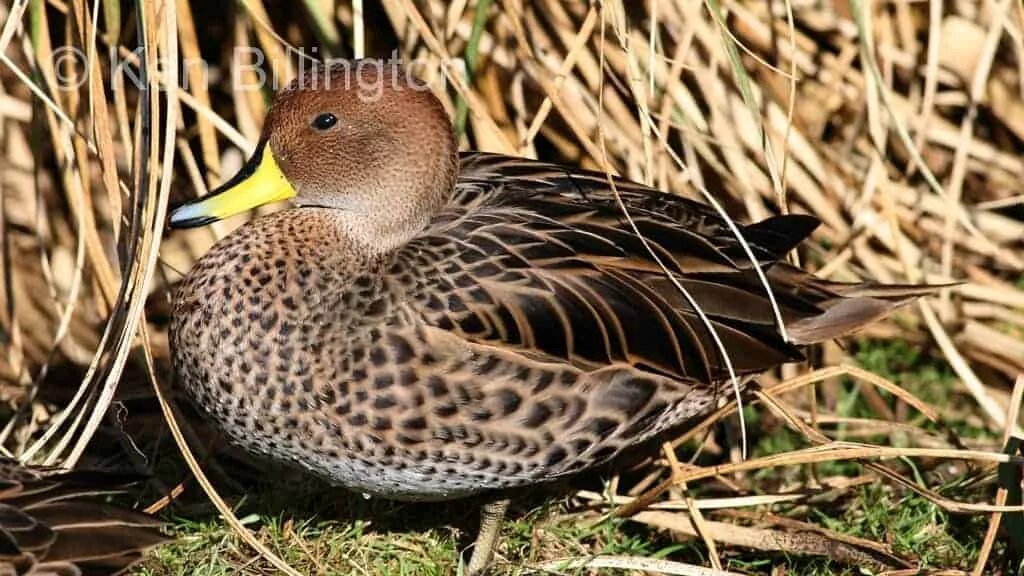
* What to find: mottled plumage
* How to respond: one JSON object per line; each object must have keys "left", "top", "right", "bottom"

{"left": 0, "top": 459, "right": 167, "bottom": 575}
{"left": 170, "top": 153, "right": 928, "bottom": 500}
{"left": 168, "top": 60, "right": 932, "bottom": 573}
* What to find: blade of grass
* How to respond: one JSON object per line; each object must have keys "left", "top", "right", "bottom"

{"left": 454, "top": 0, "right": 491, "bottom": 137}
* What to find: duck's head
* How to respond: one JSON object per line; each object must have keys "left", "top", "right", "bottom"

{"left": 169, "top": 60, "right": 458, "bottom": 251}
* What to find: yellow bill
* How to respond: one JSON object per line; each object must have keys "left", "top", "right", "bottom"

{"left": 169, "top": 143, "right": 297, "bottom": 229}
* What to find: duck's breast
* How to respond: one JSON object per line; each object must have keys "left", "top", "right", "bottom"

{"left": 170, "top": 209, "right": 386, "bottom": 475}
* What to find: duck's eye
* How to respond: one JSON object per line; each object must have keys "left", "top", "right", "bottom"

{"left": 311, "top": 113, "right": 338, "bottom": 131}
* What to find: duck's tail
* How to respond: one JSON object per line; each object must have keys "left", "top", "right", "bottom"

{"left": 727, "top": 214, "right": 954, "bottom": 346}
{"left": 784, "top": 275, "right": 953, "bottom": 345}
{"left": 0, "top": 458, "right": 168, "bottom": 575}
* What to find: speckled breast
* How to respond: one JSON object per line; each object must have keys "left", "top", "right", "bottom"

{"left": 170, "top": 209, "right": 492, "bottom": 500}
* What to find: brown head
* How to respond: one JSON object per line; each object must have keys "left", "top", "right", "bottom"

{"left": 169, "top": 60, "right": 458, "bottom": 252}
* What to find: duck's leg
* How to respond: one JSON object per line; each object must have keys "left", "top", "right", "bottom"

{"left": 466, "top": 498, "right": 510, "bottom": 575}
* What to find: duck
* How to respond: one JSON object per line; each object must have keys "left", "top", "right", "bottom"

{"left": 167, "top": 59, "right": 932, "bottom": 574}
{"left": 0, "top": 458, "right": 167, "bottom": 575}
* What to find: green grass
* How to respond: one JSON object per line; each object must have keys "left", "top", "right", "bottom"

{"left": 135, "top": 490, "right": 679, "bottom": 575}
{"left": 137, "top": 493, "right": 466, "bottom": 575}
{"left": 134, "top": 339, "right": 1010, "bottom": 575}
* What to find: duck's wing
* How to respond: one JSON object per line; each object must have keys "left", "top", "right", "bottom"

{"left": 373, "top": 157, "right": 933, "bottom": 481}
{"left": 0, "top": 459, "right": 168, "bottom": 575}
{"left": 394, "top": 205, "right": 821, "bottom": 385}
{"left": 451, "top": 151, "right": 935, "bottom": 349}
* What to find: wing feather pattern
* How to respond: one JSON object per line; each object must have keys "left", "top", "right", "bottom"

{"left": 0, "top": 460, "right": 167, "bottom": 575}
{"left": 397, "top": 153, "right": 831, "bottom": 382}
{"left": 365, "top": 152, "right": 936, "bottom": 485}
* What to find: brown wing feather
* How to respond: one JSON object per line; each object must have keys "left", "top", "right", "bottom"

{"left": 0, "top": 459, "right": 167, "bottom": 576}
{"left": 450, "top": 151, "right": 936, "bottom": 354}
{"left": 395, "top": 193, "right": 815, "bottom": 382}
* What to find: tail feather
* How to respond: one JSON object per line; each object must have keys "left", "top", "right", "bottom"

{"left": 818, "top": 280, "right": 958, "bottom": 300}
{"left": 668, "top": 210, "right": 955, "bottom": 350}
{"left": 786, "top": 296, "right": 912, "bottom": 345}
{"left": 785, "top": 278, "right": 956, "bottom": 345}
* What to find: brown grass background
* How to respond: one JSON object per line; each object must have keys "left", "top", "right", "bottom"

{"left": 0, "top": 0, "right": 1022, "bottom": 574}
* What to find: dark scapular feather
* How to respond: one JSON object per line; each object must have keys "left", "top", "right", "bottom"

{"left": 428, "top": 152, "right": 943, "bottom": 380}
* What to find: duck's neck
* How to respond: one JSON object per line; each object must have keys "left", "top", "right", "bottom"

{"left": 315, "top": 182, "right": 455, "bottom": 257}
{"left": 331, "top": 210, "right": 432, "bottom": 256}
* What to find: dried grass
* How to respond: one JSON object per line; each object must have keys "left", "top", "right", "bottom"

{"left": 0, "top": 0, "right": 1022, "bottom": 573}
